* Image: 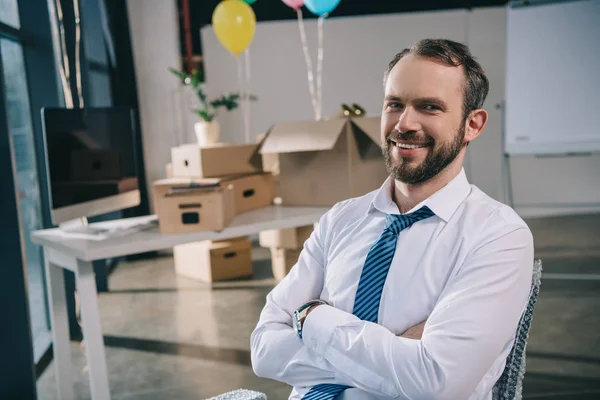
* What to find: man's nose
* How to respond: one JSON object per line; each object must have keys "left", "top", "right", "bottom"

{"left": 395, "top": 107, "right": 420, "bottom": 133}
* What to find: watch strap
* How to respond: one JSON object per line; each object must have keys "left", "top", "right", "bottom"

{"left": 297, "top": 299, "right": 327, "bottom": 314}
{"left": 294, "top": 300, "right": 327, "bottom": 339}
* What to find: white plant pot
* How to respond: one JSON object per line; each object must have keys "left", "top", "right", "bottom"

{"left": 195, "top": 120, "right": 220, "bottom": 146}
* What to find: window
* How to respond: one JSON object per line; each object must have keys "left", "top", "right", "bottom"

{"left": 0, "top": 4, "right": 51, "bottom": 363}
{"left": 0, "top": 0, "right": 20, "bottom": 28}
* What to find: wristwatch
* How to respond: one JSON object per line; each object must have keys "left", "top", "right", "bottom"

{"left": 293, "top": 300, "right": 327, "bottom": 339}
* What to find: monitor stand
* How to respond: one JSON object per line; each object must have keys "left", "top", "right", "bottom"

{"left": 58, "top": 217, "right": 111, "bottom": 240}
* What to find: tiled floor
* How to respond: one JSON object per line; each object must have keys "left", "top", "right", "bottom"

{"left": 37, "top": 214, "right": 600, "bottom": 399}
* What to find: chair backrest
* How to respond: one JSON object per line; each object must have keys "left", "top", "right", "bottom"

{"left": 492, "top": 259, "right": 543, "bottom": 400}
{"left": 206, "top": 389, "right": 267, "bottom": 400}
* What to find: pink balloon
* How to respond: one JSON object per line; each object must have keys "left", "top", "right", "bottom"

{"left": 282, "top": 0, "right": 304, "bottom": 11}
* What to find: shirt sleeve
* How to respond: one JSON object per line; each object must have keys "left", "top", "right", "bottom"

{"left": 301, "top": 222, "right": 534, "bottom": 399}
{"left": 250, "top": 202, "right": 352, "bottom": 388}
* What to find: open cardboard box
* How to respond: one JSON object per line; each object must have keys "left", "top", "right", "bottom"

{"left": 259, "top": 116, "right": 388, "bottom": 206}
{"left": 153, "top": 177, "right": 235, "bottom": 234}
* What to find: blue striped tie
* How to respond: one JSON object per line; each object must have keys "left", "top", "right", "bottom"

{"left": 302, "top": 206, "right": 435, "bottom": 400}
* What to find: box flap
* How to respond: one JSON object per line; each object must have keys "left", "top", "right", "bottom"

{"left": 210, "top": 237, "right": 252, "bottom": 252}
{"left": 198, "top": 142, "right": 257, "bottom": 150}
{"left": 158, "top": 173, "right": 268, "bottom": 186}
{"left": 260, "top": 119, "right": 347, "bottom": 154}
{"left": 153, "top": 177, "right": 222, "bottom": 187}
{"left": 350, "top": 116, "right": 381, "bottom": 144}
{"left": 219, "top": 172, "right": 271, "bottom": 183}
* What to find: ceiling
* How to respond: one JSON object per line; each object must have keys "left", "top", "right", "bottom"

{"left": 176, "top": 0, "right": 508, "bottom": 56}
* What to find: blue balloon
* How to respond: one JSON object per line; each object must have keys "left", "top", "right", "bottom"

{"left": 304, "top": 0, "right": 341, "bottom": 16}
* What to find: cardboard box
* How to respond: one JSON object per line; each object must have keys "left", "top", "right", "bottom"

{"left": 270, "top": 248, "right": 301, "bottom": 281}
{"left": 222, "top": 173, "right": 274, "bottom": 214}
{"left": 259, "top": 225, "right": 313, "bottom": 249}
{"left": 257, "top": 133, "right": 280, "bottom": 176}
{"left": 174, "top": 237, "right": 253, "bottom": 283}
{"left": 171, "top": 142, "right": 262, "bottom": 178}
{"left": 70, "top": 149, "right": 122, "bottom": 180}
{"left": 259, "top": 116, "right": 388, "bottom": 206}
{"left": 153, "top": 178, "right": 235, "bottom": 234}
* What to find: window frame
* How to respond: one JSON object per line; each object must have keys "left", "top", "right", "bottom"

{"left": 0, "top": 0, "right": 63, "bottom": 384}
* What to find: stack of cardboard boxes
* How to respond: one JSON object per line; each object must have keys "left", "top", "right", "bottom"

{"left": 153, "top": 142, "right": 275, "bottom": 283}
{"left": 155, "top": 115, "right": 386, "bottom": 283}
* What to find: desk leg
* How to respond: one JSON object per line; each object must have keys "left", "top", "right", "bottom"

{"left": 44, "top": 248, "right": 74, "bottom": 400}
{"left": 75, "top": 259, "right": 111, "bottom": 400}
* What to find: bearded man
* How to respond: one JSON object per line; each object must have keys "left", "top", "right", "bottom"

{"left": 251, "top": 38, "right": 534, "bottom": 400}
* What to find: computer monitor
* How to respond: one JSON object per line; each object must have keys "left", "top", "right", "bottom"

{"left": 41, "top": 107, "right": 141, "bottom": 226}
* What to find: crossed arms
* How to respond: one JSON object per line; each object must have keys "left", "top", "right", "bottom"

{"left": 250, "top": 210, "right": 533, "bottom": 399}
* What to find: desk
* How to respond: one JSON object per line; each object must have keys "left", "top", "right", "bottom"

{"left": 31, "top": 206, "right": 329, "bottom": 400}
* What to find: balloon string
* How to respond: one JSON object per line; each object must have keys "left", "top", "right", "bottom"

{"left": 74, "top": 0, "right": 84, "bottom": 107}
{"left": 297, "top": 8, "right": 318, "bottom": 120}
{"left": 316, "top": 13, "right": 327, "bottom": 121}
{"left": 244, "top": 48, "right": 252, "bottom": 143}
{"left": 53, "top": 0, "right": 73, "bottom": 108}
{"left": 236, "top": 55, "right": 250, "bottom": 144}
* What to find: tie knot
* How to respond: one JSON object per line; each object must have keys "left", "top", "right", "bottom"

{"left": 385, "top": 206, "right": 435, "bottom": 235}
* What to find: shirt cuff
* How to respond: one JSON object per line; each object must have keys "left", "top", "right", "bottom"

{"left": 302, "top": 305, "right": 358, "bottom": 355}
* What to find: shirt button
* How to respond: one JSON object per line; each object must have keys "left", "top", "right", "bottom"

{"left": 311, "top": 339, "right": 318, "bottom": 349}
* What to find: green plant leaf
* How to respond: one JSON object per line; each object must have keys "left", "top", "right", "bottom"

{"left": 168, "top": 67, "right": 188, "bottom": 84}
{"left": 190, "top": 69, "right": 201, "bottom": 89}
{"left": 195, "top": 109, "right": 214, "bottom": 122}
{"left": 198, "top": 89, "right": 207, "bottom": 103}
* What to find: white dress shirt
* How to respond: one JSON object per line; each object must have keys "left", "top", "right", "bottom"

{"left": 250, "top": 169, "right": 534, "bottom": 400}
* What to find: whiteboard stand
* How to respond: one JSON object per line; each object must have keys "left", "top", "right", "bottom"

{"left": 500, "top": 102, "right": 515, "bottom": 210}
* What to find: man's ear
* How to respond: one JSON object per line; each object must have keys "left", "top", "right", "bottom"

{"left": 464, "top": 109, "right": 488, "bottom": 144}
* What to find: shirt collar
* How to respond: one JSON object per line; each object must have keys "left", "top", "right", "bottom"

{"left": 368, "top": 168, "right": 471, "bottom": 223}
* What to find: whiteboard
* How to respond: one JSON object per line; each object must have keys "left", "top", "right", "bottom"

{"left": 505, "top": 0, "right": 600, "bottom": 155}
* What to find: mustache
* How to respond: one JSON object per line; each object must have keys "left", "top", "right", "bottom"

{"left": 385, "top": 130, "right": 433, "bottom": 144}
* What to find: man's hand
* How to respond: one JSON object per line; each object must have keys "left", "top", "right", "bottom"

{"left": 399, "top": 320, "right": 427, "bottom": 340}
{"left": 300, "top": 300, "right": 328, "bottom": 329}
{"left": 301, "top": 302, "right": 427, "bottom": 341}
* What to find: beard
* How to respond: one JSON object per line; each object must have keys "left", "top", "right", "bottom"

{"left": 382, "top": 124, "right": 466, "bottom": 185}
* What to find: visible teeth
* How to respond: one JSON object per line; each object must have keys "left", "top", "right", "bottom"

{"left": 396, "top": 142, "right": 426, "bottom": 149}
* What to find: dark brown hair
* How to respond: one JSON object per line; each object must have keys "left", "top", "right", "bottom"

{"left": 384, "top": 39, "right": 489, "bottom": 120}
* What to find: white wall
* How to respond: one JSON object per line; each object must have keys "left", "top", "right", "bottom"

{"left": 126, "top": 0, "right": 183, "bottom": 212}
{"left": 124, "top": 4, "right": 598, "bottom": 218}
{"left": 200, "top": 10, "right": 468, "bottom": 143}
{"left": 200, "top": 7, "right": 600, "bottom": 218}
{"left": 465, "top": 7, "right": 505, "bottom": 202}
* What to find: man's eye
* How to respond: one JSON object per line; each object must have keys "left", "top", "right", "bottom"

{"left": 422, "top": 104, "right": 440, "bottom": 111}
{"left": 388, "top": 103, "right": 402, "bottom": 109}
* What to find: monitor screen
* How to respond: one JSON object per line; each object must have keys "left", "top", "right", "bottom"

{"left": 41, "top": 107, "right": 139, "bottom": 213}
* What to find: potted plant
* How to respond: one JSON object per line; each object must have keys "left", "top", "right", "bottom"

{"left": 169, "top": 67, "right": 256, "bottom": 145}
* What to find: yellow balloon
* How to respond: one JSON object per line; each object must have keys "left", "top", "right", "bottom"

{"left": 212, "top": 0, "right": 256, "bottom": 56}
